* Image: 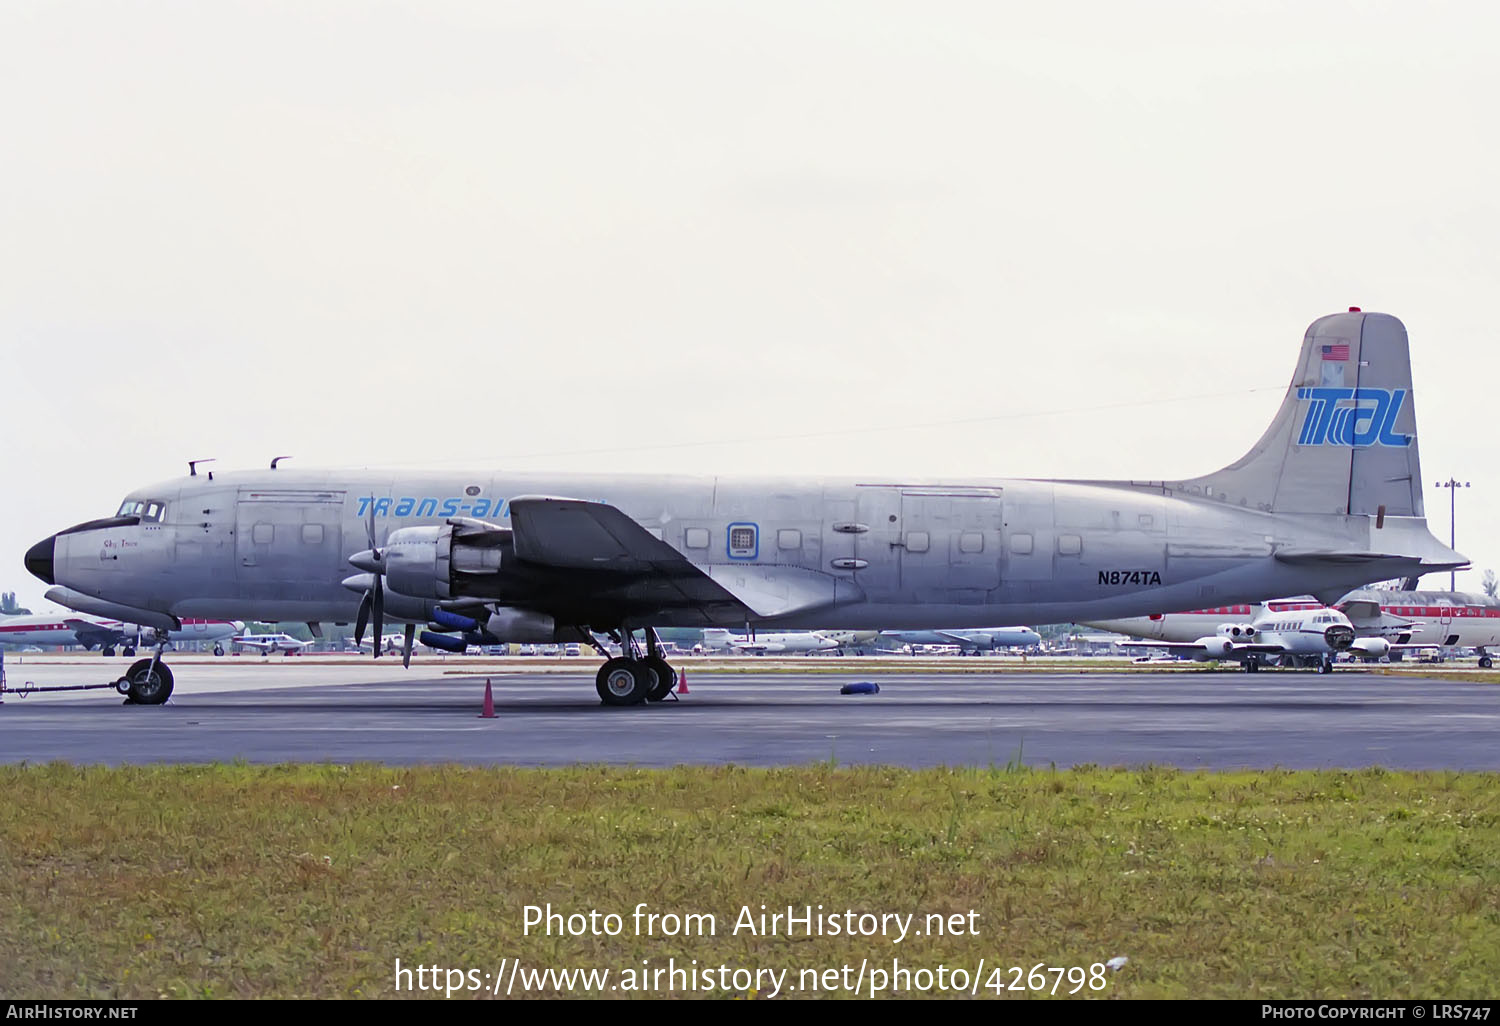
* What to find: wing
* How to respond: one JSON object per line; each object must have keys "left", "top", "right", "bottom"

{"left": 1118, "top": 639, "right": 1288, "bottom": 655}
{"left": 1119, "top": 640, "right": 1213, "bottom": 654}
{"left": 507, "top": 496, "right": 851, "bottom": 621}
{"left": 63, "top": 618, "right": 126, "bottom": 646}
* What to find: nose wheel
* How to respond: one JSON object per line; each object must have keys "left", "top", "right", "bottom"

{"left": 121, "top": 657, "right": 175, "bottom": 704}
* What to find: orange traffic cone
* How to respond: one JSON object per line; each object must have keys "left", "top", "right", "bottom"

{"left": 676, "top": 669, "right": 689, "bottom": 694}
{"left": 479, "top": 678, "right": 496, "bottom": 718}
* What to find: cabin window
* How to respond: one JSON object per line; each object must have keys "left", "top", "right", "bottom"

{"left": 684, "top": 527, "right": 710, "bottom": 549}
{"left": 777, "top": 529, "right": 802, "bottom": 550}
{"left": 301, "top": 524, "right": 324, "bottom": 545}
{"left": 905, "top": 531, "right": 930, "bottom": 554}
{"left": 1009, "top": 533, "right": 1033, "bottom": 555}
{"left": 252, "top": 523, "right": 274, "bottom": 544}
{"left": 1058, "top": 534, "right": 1083, "bottom": 556}
{"left": 728, "top": 524, "right": 758, "bottom": 559}
{"left": 958, "top": 531, "right": 984, "bottom": 554}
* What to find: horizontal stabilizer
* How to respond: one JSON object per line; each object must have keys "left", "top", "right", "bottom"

{"left": 1273, "top": 549, "right": 1467, "bottom": 570}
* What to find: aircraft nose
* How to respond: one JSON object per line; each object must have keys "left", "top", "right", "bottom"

{"left": 24, "top": 535, "right": 55, "bottom": 585}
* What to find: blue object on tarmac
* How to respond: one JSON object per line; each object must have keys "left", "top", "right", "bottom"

{"left": 840, "top": 681, "right": 880, "bottom": 695}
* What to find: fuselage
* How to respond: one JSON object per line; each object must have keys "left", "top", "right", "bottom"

{"left": 31, "top": 466, "right": 1443, "bottom": 632}
{"left": 1338, "top": 589, "right": 1500, "bottom": 650}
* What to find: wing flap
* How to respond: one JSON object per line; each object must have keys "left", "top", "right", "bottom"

{"left": 705, "top": 565, "right": 843, "bottom": 619}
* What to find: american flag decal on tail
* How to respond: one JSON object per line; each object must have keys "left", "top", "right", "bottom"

{"left": 1321, "top": 342, "right": 1350, "bottom": 361}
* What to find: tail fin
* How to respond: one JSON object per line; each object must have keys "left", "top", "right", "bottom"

{"left": 1177, "top": 310, "right": 1424, "bottom": 516}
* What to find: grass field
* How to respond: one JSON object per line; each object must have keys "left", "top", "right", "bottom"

{"left": 2, "top": 764, "right": 1497, "bottom": 999}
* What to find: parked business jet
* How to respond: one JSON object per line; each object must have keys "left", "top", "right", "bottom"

{"left": 25, "top": 311, "right": 1464, "bottom": 705}
{"left": 0, "top": 613, "right": 243, "bottom": 655}
{"left": 699, "top": 628, "right": 840, "bottom": 654}
{"left": 878, "top": 627, "right": 1042, "bottom": 653}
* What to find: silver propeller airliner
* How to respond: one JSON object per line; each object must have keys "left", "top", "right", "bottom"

{"left": 25, "top": 310, "right": 1464, "bottom": 705}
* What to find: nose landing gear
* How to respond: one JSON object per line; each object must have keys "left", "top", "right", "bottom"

{"left": 120, "top": 643, "right": 175, "bottom": 704}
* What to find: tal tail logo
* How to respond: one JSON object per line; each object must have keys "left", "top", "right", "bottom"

{"left": 1295, "top": 388, "right": 1412, "bottom": 448}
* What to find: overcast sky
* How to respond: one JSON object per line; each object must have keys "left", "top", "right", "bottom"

{"left": 2, "top": 1, "right": 1496, "bottom": 615}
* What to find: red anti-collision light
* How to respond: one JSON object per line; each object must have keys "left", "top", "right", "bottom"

{"left": 1349, "top": 306, "right": 1362, "bottom": 312}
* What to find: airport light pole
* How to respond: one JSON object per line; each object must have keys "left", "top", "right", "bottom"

{"left": 1436, "top": 478, "right": 1470, "bottom": 591}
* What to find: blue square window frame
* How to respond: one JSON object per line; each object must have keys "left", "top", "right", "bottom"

{"left": 727, "top": 522, "right": 759, "bottom": 560}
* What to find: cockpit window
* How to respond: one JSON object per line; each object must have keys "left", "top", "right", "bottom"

{"left": 116, "top": 499, "right": 166, "bottom": 523}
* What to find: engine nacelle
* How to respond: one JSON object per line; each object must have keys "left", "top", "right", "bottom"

{"left": 1323, "top": 623, "right": 1356, "bottom": 651}
{"left": 1217, "top": 624, "right": 1258, "bottom": 640}
{"left": 1196, "top": 636, "right": 1233, "bottom": 659}
{"left": 485, "top": 607, "right": 560, "bottom": 643}
{"left": 341, "top": 572, "right": 440, "bottom": 622}
{"left": 382, "top": 518, "right": 513, "bottom": 601}
{"left": 1349, "top": 637, "right": 1391, "bottom": 661}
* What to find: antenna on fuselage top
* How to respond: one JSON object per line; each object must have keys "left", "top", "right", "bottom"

{"left": 188, "top": 459, "right": 216, "bottom": 478}
{"left": 270, "top": 456, "right": 291, "bottom": 470}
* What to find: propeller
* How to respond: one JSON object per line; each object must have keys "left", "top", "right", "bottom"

{"left": 402, "top": 623, "right": 415, "bottom": 669}
{"left": 349, "top": 499, "right": 386, "bottom": 658}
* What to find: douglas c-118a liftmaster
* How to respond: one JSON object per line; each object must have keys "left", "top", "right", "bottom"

{"left": 26, "top": 310, "right": 1464, "bottom": 705}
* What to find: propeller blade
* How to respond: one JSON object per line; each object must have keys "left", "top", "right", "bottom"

{"left": 402, "top": 623, "right": 415, "bottom": 669}
{"left": 355, "top": 591, "right": 371, "bottom": 645}
{"left": 372, "top": 579, "right": 384, "bottom": 658}
{"left": 366, "top": 496, "right": 378, "bottom": 550}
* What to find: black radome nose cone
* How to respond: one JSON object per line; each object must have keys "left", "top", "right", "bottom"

{"left": 25, "top": 535, "right": 55, "bottom": 585}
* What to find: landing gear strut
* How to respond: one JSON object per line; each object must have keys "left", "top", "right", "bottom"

{"left": 593, "top": 627, "right": 679, "bottom": 706}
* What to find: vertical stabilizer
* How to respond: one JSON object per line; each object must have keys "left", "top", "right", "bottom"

{"left": 1176, "top": 311, "right": 1424, "bottom": 516}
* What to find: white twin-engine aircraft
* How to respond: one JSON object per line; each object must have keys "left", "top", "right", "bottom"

{"left": 1111, "top": 604, "right": 1374, "bottom": 672}
{"left": 229, "top": 631, "right": 313, "bottom": 655}
{"left": 26, "top": 310, "right": 1465, "bottom": 705}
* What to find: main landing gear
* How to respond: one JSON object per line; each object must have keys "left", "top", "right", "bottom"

{"left": 594, "top": 627, "right": 678, "bottom": 706}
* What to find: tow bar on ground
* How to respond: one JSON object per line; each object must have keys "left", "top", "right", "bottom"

{"left": 0, "top": 649, "right": 135, "bottom": 703}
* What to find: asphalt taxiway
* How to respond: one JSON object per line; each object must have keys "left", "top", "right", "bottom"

{"left": 2, "top": 658, "right": 1497, "bottom": 769}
